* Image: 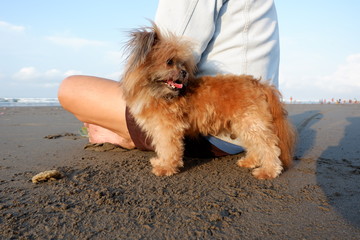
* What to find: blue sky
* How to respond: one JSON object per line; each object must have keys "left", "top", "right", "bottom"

{"left": 1, "top": 1, "right": 359, "bottom": 101}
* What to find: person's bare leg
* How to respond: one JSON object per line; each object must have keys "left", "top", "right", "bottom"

{"left": 58, "top": 75, "right": 135, "bottom": 149}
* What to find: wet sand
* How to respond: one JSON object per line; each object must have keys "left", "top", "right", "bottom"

{"left": 1, "top": 105, "right": 359, "bottom": 239}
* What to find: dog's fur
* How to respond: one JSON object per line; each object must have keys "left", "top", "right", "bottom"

{"left": 122, "top": 24, "right": 296, "bottom": 179}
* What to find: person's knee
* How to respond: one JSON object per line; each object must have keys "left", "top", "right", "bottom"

{"left": 57, "top": 75, "right": 80, "bottom": 109}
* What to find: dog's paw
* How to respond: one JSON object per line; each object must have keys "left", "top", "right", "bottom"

{"left": 251, "top": 166, "right": 282, "bottom": 180}
{"left": 151, "top": 166, "right": 179, "bottom": 176}
{"left": 237, "top": 156, "right": 257, "bottom": 169}
{"left": 150, "top": 157, "right": 181, "bottom": 176}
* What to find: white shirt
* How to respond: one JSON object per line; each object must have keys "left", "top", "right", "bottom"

{"left": 155, "top": 0, "right": 280, "bottom": 87}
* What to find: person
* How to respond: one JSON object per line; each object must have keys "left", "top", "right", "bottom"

{"left": 58, "top": 0, "right": 280, "bottom": 157}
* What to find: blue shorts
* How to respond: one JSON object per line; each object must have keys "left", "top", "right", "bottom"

{"left": 205, "top": 135, "right": 244, "bottom": 155}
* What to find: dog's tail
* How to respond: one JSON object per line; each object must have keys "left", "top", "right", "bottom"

{"left": 264, "top": 85, "right": 296, "bottom": 169}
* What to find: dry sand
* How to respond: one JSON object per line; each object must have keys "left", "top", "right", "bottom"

{"left": 0, "top": 105, "right": 359, "bottom": 239}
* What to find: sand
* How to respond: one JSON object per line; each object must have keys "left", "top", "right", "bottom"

{"left": 0, "top": 105, "right": 359, "bottom": 239}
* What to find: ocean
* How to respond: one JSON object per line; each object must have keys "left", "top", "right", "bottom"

{"left": 0, "top": 97, "right": 353, "bottom": 107}
{"left": 0, "top": 98, "right": 60, "bottom": 107}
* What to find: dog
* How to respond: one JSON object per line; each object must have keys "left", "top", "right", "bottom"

{"left": 121, "top": 24, "right": 296, "bottom": 179}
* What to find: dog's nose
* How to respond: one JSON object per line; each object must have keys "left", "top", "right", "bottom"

{"left": 181, "top": 70, "right": 187, "bottom": 78}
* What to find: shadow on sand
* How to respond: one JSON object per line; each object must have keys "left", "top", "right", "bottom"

{"left": 289, "top": 110, "right": 323, "bottom": 159}
{"left": 316, "top": 116, "right": 360, "bottom": 228}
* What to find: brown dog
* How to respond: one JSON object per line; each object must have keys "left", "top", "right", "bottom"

{"left": 122, "top": 24, "right": 296, "bottom": 179}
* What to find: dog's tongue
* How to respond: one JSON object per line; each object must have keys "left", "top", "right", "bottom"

{"left": 167, "top": 79, "right": 183, "bottom": 89}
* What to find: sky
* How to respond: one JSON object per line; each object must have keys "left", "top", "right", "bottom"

{"left": 1, "top": 0, "right": 360, "bottom": 101}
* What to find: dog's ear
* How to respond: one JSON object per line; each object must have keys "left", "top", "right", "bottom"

{"left": 126, "top": 25, "right": 160, "bottom": 69}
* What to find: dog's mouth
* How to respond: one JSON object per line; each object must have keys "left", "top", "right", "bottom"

{"left": 162, "top": 79, "right": 184, "bottom": 90}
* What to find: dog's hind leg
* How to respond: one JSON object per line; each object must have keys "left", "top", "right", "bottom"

{"left": 235, "top": 116, "right": 283, "bottom": 179}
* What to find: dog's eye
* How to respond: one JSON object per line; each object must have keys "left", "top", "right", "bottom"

{"left": 166, "top": 59, "right": 174, "bottom": 66}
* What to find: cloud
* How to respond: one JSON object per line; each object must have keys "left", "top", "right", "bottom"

{"left": 63, "top": 70, "right": 83, "bottom": 77}
{"left": 12, "top": 67, "right": 39, "bottom": 81}
{"left": 13, "top": 67, "right": 84, "bottom": 80}
{"left": 105, "top": 71, "right": 122, "bottom": 80}
{"left": 41, "top": 83, "right": 60, "bottom": 88}
{"left": 11, "top": 67, "right": 59, "bottom": 89}
{"left": 314, "top": 53, "right": 360, "bottom": 94}
{"left": 46, "top": 35, "right": 106, "bottom": 49}
{"left": 44, "top": 69, "right": 62, "bottom": 78}
{"left": 0, "top": 21, "right": 25, "bottom": 32}
{"left": 12, "top": 67, "right": 84, "bottom": 89}
{"left": 280, "top": 53, "right": 360, "bottom": 101}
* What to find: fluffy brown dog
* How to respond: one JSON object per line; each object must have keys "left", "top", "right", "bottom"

{"left": 122, "top": 24, "right": 296, "bottom": 179}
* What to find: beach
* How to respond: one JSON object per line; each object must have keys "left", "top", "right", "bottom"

{"left": 1, "top": 104, "right": 360, "bottom": 239}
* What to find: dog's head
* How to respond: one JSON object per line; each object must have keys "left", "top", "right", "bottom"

{"left": 123, "top": 24, "right": 196, "bottom": 99}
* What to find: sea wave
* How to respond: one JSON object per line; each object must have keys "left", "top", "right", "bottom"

{"left": 0, "top": 98, "right": 60, "bottom": 107}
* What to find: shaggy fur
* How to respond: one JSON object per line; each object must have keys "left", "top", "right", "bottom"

{"left": 122, "top": 24, "right": 296, "bottom": 179}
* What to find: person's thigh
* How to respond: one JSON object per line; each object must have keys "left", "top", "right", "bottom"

{"left": 58, "top": 75, "right": 131, "bottom": 142}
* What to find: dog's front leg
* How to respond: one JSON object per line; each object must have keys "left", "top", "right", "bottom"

{"left": 149, "top": 126, "right": 185, "bottom": 176}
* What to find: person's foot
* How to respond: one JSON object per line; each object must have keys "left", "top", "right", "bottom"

{"left": 84, "top": 123, "right": 135, "bottom": 149}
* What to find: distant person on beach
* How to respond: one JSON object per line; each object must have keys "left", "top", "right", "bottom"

{"left": 58, "top": 0, "right": 280, "bottom": 156}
